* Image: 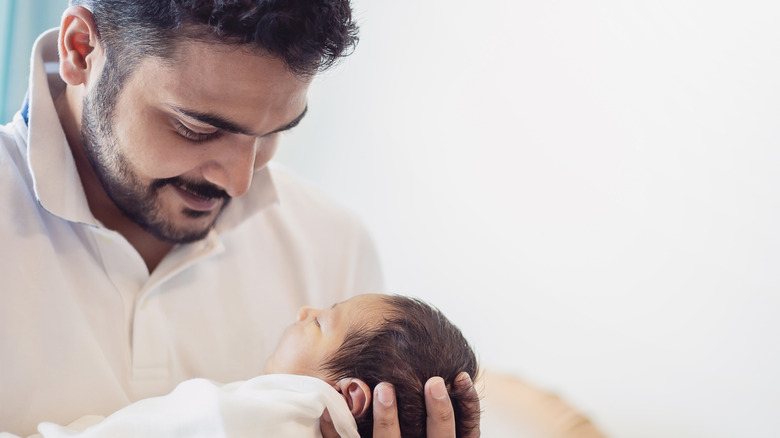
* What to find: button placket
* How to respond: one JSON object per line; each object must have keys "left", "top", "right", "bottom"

{"left": 129, "top": 231, "right": 226, "bottom": 397}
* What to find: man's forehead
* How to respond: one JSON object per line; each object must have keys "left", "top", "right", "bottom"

{"left": 128, "top": 41, "right": 311, "bottom": 135}
{"left": 130, "top": 35, "right": 310, "bottom": 88}
{"left": 165, "top": 35, "right": 304, "bottom": 78}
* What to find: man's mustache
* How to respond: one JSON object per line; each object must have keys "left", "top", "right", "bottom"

{"left": 152, "top": 177, "right": 231, "bottom": 200}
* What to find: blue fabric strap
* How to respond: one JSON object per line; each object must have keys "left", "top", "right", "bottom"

{"left": 21, "top": 91, "right": 29, "bottom": 125}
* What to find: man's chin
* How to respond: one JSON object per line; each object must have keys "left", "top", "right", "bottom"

{"left": 144, "top": 200, "right": 229, "bottom": 244}
{"left": 142, "top": 217, "right": 216, "bottom": 244}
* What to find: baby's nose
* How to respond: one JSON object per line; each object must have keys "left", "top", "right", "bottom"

{"left": 297, "top": 306, "right": 314, "bottom": 322}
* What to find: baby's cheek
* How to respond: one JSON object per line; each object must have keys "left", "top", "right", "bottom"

{"left": 265, "top": 334, "right": 300, "bottom": 373}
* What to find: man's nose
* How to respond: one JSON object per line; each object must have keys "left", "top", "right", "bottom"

{"left": 200, "top": 138, "right": 258, "bottom": 198}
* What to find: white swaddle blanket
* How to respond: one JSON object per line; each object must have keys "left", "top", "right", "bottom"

{"left": 33, "top": 375, "right": 359, "bottom": 438}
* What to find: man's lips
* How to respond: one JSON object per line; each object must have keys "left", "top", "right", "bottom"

{"left": 173, "top": 184, "right": 222, "bottom": 212}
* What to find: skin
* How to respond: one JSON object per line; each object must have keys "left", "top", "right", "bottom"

{"left": 264, "top": 294, "right": 389, "bottom": 418}
{"left": 264, "top": 295, "right": 388, "bottom": 379}
{"left": 54, "top": 6, "right": 480, "bottom": 437}
{"left": 267, "top": 295, "right": 482, "bottom": 438}
{"left": 56, "top": 8, "right": 308, "bottom": 272}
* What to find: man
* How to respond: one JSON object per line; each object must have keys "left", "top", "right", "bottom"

{"left": 0, "top": 1, "right": 479, "bottom": 437}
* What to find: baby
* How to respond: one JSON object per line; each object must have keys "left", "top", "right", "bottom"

{"left": 33, "top": 294, "right": 479, "bottom": 438}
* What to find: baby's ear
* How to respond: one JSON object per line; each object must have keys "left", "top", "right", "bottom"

{"left": 334, "top": 378, "right": 371, "bottom": 418}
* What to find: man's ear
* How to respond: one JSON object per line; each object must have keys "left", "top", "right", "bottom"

{"left": 335, "top": 378, "right": 372, "bottom": 418}
{"left": 59, "top": 6, "right": 102, "bottom": 86}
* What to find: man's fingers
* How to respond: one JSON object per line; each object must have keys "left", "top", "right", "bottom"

{"left": 424, "top": 376, "right": 456, "bottom": 438}
{"left": 319, "top": 408, "right": 341, "bottom": 438}
{"left": 453, "top": 372, "right": 481, "bottom": 438}
{"left": 374, "top": 374, "right": 481, "bottom": 438}
{"left": 372, "top": 382, "right": 402, "bottom": 438}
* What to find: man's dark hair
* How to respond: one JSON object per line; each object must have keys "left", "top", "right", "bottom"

{"left": 70, "top": 1, "right": 359, "bottom": 195}
{"left": 70, "top": 0, "right": 359, "bottom": 79}
{"left": 321, "top": 295, "right": 480, "bottom": 438}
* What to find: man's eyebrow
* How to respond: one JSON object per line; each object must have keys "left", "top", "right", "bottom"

{"left": 267, "top": 105, "right": 308, "bottom": 136}
{"left": 171, "top": 106, "right": 254, "bottom": 135}
{"left": 170, "top": 105, "right": 308, "bottom": 137}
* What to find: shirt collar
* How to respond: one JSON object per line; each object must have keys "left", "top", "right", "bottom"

{"left": 25, "top": 28, "right": 280, "bottom": 234}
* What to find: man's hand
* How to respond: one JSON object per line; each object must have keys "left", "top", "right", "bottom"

{"left": 321, "top": 373, "right": 481, "bottom": 438}
{"left": 371, "top": 382, "right": 401, "bottom": 438}
{"left": 319, "top": 383, "right": 403, "bottom": 438}
{"left": 374, "top": 373, "right": 481, "bottom": 438}
{"left": 319, "top": 383, "right": 402, "bottom": 438}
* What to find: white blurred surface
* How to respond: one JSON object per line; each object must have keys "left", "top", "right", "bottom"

{"left": 274, "top": 1, "right": 780, "bottom": 437}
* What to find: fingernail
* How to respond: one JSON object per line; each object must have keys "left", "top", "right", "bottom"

{"left": 376, "top": 383, "right": 394, "bottom": 407}
{"left": 431, "top": 377, "right": 447, "bottom": 400}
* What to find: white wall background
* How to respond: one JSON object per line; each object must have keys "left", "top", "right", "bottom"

{"left": 274, "top": 1, "right": 780, "bottom": 437}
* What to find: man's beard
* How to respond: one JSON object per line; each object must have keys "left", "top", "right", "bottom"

{"left": 79, "top": 67, "right": 230, "bottom": 244}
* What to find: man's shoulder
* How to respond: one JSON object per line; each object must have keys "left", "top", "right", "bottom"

{"left": 0, "top": 117, "right": 35, "bottom": 198}
{"left": 0, "top": 117, "right": 24, "bottom": 161}
{"left": 266, "top": 164, "right": 364, "bottom": 227}
{"left": 239, "top": 164, "right": 380, "bottom": 271}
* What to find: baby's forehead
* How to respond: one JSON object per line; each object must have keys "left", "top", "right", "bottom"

{"left": 341, "top": 295, "right": 394, "bottom": 329}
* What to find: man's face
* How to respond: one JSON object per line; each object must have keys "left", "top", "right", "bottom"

{"left": 263, "top": 294, "right": 389, "bottom": 381}
{"left": 81, "top": 40, "right": 310, "bottom": 243}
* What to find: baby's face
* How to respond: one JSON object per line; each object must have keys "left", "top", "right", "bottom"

{"left": 263, "top": 294, "right": 388, "bottom": 381}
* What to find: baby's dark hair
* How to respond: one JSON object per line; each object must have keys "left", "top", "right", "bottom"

{"left": 321, "top": 295, "right": 479, "bottom": 438}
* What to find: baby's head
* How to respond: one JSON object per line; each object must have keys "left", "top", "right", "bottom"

{"left": 264, "top": 294, "right": 479, "bottom": 438}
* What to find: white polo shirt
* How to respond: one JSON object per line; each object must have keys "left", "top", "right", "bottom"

{"left": 0, "top": 29, "right": 384, "bottom": 436}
